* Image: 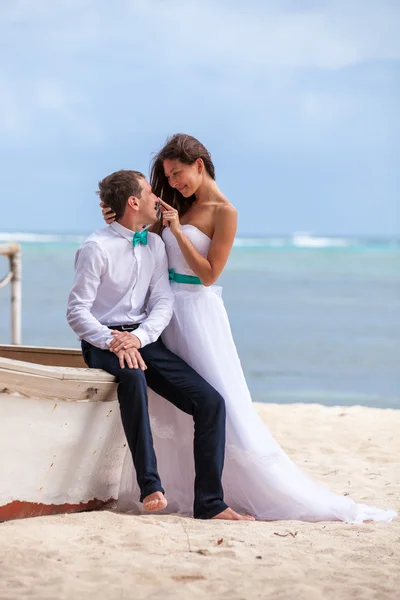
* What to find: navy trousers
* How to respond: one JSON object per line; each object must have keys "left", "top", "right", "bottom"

{"left": 81, "top": 338, "right": 228, "bottom": 519}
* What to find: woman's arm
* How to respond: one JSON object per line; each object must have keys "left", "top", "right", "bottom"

{"left": 160, "top": 200, "right": 237, "bottom": 286}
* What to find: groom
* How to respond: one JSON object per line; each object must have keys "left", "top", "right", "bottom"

{"left": 67, "top": 169, "right": 247, "bottom": 520}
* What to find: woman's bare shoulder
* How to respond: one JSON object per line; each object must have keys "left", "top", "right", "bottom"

{"left": 216, "top": 197, "right": 238, "bottom": 221}
{"left": 212, "top": 200, "right": 237, "bottom": 239}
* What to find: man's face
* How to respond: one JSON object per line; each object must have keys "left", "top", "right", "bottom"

{"left": 137, "top": 178, "right": 159, "bottom": 224}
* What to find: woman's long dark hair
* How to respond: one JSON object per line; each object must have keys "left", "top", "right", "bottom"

{"left": 150, "top": 133, "right": 216, "bottom": 219}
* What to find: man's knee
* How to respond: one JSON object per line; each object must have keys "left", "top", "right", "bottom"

{"left": 116, "top": 368, "right": 148, "bottom": 411}
{"left": 117, "top": 367, "right": 147, "bottom": 385}
{"left": 200, "top": 386, "right": 226, "bottom": 418}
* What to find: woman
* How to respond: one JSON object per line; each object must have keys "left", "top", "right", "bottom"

{"left": 102, "top": 134, "right": 396, "bottom": 523}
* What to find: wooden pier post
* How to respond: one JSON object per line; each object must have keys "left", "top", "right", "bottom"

{"left": 0, "top": 243, "right": 22, "bottom": 345}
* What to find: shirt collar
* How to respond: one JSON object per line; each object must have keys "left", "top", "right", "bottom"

{"left": 110, "top": 221, "right": 136, "bottom": 242}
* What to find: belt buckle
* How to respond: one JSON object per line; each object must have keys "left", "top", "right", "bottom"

{"left": 121, "top": 324, "right": 138, "bottom": 331}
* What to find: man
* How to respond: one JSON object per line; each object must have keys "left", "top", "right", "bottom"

{"left": 67, "top": 169, "right": 248, "bottom": 520}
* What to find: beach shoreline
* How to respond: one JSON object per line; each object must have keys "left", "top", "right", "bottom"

{"left": 1, "top": 402, "right": 399, "bottom": 600}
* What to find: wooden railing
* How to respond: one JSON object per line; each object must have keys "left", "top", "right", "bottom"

{"left": 0, "top": 243, "right": 22, "bottom": 344}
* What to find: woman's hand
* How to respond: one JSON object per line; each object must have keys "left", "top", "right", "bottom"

{"left": 158, "top": 199, "right": 181, "bottom": 237}
{"left": 100, "top": 201, "right": 116, "bottom": 225}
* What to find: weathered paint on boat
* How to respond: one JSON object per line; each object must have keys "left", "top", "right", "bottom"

{"left": 0, "top": 345, "right": 125, "bottom": 521}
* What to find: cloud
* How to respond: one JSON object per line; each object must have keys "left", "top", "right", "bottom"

{"left": 0, "top": 0, "right": 398, "bottom": 234}
{"left": 0, "top": 72, "right": 30, "bottom": 140}
{"left": 3, "top": 0, "right": 400, "bottom": 68}
{"left": 1, "top": 0, "right": 398, "bottom": 148}
{"left": 0, "top": 75, "right": 104, "bottom": 145}
{"left": 117, "top": 0, "right": 400, "bottom": 71}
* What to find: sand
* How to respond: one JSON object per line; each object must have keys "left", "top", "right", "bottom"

{"left": 1, "top": 403, "right": 399, "bottom": 600}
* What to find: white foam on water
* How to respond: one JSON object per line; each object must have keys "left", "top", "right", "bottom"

{"left": 0, "top": 231, "right": 397, "bottom": 249}
{"left": 291, "top": 232, "right": 353, "bottom": 248}
{"left": 0, "top": 232, "right": 86, "bottom": 244}
{"left": 234, "top": 233, "right": 356, "bottom": 249}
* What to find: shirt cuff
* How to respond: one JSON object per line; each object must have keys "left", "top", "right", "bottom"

{"left": 103, "top": 331, "right": 115, "bottom": 349}
{"left": 134, "top": 327, "right": 151, "bottom": 348}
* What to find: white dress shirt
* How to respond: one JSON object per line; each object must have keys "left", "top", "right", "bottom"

{"left": 66, "top": 222, "right": 174, "bottom": 349}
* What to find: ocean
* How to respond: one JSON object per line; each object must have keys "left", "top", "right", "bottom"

{"left": 1, "top": 232, "right": 399, "bottom": 409}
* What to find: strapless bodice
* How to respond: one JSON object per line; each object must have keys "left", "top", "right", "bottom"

{"left": 162, "top": 225, "right": 211, "bottom": 279}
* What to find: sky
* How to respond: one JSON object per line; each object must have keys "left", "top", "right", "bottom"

{"left": 0, "top": 0, "right": 399, "bottom": 237}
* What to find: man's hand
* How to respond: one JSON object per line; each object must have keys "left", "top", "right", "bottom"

{"left": 113, "top": 347, "right": 147, "bottom": 370}
{"left": 109, "top": 331, "right": 141, "bottom": 353}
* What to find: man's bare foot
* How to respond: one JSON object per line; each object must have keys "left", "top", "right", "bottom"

{"left": 143, "top": 491, "right": 168, "bottom": 512}
{"left": 212, "top": 507, "right": 255, "bottom": 521}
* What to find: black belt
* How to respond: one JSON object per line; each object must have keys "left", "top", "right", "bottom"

{"left": 107, "top": 324, "right": 140, "bottom": 332}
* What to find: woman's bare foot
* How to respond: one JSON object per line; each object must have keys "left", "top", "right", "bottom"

{"left": 143, "top": 491, "right": 168, "bottom": 512}
{"left": 212, "top": 507, "right": 255, "bottom": 521}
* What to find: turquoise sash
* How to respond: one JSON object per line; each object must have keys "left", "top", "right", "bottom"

{"left": 169, "top": 268, "right": 202, "bottom": 285}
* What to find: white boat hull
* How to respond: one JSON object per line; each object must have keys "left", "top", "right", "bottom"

{"left": 0, "top": 346, "right": 125, "bottom": 521}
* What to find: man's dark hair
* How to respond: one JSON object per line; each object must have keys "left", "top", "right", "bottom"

{"left": 97, "top": 170, "right": 145, "bottom": 221}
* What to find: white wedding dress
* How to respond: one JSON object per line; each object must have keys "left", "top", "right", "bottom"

{"left": 117, "top": 225, "right": 397, "bottom": 522}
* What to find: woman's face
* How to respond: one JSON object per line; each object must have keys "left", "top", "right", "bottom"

{"left": 163, "top": 159, "right": 202, "bottom": 197}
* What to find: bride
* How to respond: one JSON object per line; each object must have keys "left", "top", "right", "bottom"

{"left": 102, "top": 133, "right": 396, "bottom": 523}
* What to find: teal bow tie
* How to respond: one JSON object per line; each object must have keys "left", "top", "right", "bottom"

{"left": 132, "top": 230, "right": 148, "bottom": 247}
